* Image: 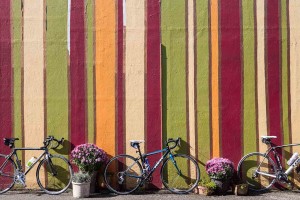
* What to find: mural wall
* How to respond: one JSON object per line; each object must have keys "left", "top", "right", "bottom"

{"left": 1, "top": 0, "right": 300, "bottom": 187}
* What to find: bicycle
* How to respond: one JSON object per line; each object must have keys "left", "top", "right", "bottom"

{"left": 237, "top": 135, "right": 300, "bottom": 192}
{"left": 0, "top": 136, "right": 73, "bottom": 195}
{"left": 104, "top": 138, "right": 200, "bottom": 195}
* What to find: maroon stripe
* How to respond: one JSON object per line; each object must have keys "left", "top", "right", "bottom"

{"left": 0, "top": 0, "right": 12, "bottom": 154}
{"left": 117, "top": 0, "right": 124, "bottom": 155}
{"left": 220, "top": 0, "right": 242, "bottom": 166}
{"left": 266, "top": 0, "right": 282, "bottom": 147}
{"left": 70, "top": 0, "right": 86, "bottom": 148}
{"left": 146, "top": 0, "right": 162, "bottom": 188}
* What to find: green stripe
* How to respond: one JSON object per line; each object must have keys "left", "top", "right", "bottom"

{"left": 281, "top": 0, "right": 290, "bottom": 153}
{"left": 161, "top": 0, "right": 187, "bottom": 181}
{"left": 12, "top": 0, "right": 23, "bottom": 156}
{"left": 196, "top": 0, "right": 210, "bottom": 176}
{"left": 242, "top": 0, "right": 257, "bottom": 154}
{"left": 46, "top": 0, "right": 69, "bottom": 155}
{"left": 86, "top": 0, "right": 95, "bottom": 144}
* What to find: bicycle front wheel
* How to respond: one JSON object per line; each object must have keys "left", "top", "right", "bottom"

{"left": 0, "top": 154, "right": 16, "bottom": 194}
{"left": 237, "top": 152, "right": 277, "bottom": 192}
{"left": 104, "top": 154, "right": 143, "bottom": 195}
{"left": 160, "top": 154, "right": 200, "bottom": 194}
{"left": 36, "top": 155, "right": 73, "bottom": 195}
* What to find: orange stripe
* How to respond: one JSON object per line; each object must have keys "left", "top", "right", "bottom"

{"left": 211, "top": 0, "right": 220, "bottom": 157}
{"left": 95, "top": 0, "right": 116, "bottom": 157}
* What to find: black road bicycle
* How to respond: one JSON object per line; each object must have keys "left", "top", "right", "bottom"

{"left": 104, "top": 138, "right": 200, "bottom": 194}
{"left": 0, "top": 136, "right": 73, "bottom": 195}
{"left": 237, "top": 136, "right": 300, "bottom": 192}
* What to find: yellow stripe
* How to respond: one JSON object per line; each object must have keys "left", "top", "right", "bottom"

{"left": 125, "top": 0, "right": 146, "bottom": 155}
{"left": 23, "top": 0, "right": 45, "bottom": 188}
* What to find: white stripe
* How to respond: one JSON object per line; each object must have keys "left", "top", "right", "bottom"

{"left": 67, "top": 0, "right": 71, "bottom": 55}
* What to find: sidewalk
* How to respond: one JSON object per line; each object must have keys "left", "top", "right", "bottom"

{"left": 1, "top": 190, "right": 300, "bottom": 200}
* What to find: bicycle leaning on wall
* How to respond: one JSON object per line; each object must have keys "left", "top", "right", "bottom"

{"left": 237, "top": 136, "right": 300, "bottom": 192}
{"left": 0, "top": 136, "right": 73, "bottom": 195}
{"left": 104, "top": 137, "right": 200, "bottom": 194}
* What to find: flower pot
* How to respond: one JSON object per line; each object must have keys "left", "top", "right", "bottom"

{"left": 197, "top": 186, "right": 213, "bottom": 196}
{"left": 90, "top": 172, "right": 97, "bottom": 193}
{"left": 211, "top": 178, "right": 230, "bottom": 195}
{"left": 234, "top": 184, "right": 248, "bottom": 196}
{"left": 72, "top": 182, "right": 90, "bottom": 198}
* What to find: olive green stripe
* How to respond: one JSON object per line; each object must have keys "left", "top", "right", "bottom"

{"left": 12, "top": 0, "right": 23, "bottom": 155}
{"left": 161, "top": 0, "right": 187, "bottom": 152}
{"left": 196, "top": 0, "right": 210, "bottom": 175}
{"left": 161, "top": 0, "right": 188, "bottom": 180}
{"left": 242, "top": 0, "right": 257, "bottom": 154}
{"left": 281, "top": 0, "right": 290, "bottom": 148}
{"left": 86, "top": 0, "right": 95, "bottom": 144}
{"left": 46, "top": 0, "right": 69, "bottom": 156}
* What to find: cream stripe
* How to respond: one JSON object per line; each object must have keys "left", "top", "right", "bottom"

{"left": 256, "top": 0, "right": 268, "bottom": 153}
{"left": 125, "top": 0, "right": 145, "bottom": 155}
{"left": 289, "top": 0, "right": 300, "bottom": 153}
{"left": 23, "top": 0, "right": 45, "bottom": 187}
{"left": 188, "top": 0, "right": 196, "bottom": 178}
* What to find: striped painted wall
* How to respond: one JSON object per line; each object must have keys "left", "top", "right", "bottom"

{"left": 0, "top": 0, "right": 299, "bottom": 188}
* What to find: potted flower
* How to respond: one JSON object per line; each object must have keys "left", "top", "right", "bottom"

{"left": 72, "top": 172, "right": 91, "bottom": 198}
{"left": 71, "top": 144, "right": 108, "bottom": 193}
{"left": 205, "top": 157, "right": 234, "bottom": 195}
{"left": 196, "top": 179, "right": 217, "bottom": 196}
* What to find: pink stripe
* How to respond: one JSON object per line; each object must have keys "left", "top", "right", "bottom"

{"left": 147, "top": 0, "right": 162, "bottom": 188}
{"left": 266, "top": 0, "right": 282, "bottom": 146}
{"left": 220, "top": 0, "right": 242, "bottom": 166}
{"left": 0, "top": 0, "right": 12, "bottom": 154}
{"left": 117, "top": 0, "right": 124, "bottom": 155}
{"left": 70, "top": 0, "right": 86, "bottom": 148}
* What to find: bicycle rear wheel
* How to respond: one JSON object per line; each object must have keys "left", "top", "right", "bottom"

{"left": 104, "top": 154, "right": 143, "bottom": 194}
{"left": 36, "top": 155, "right": 73, "bottom": 195}
{"left": 0, "top": 154, "right": 16, "bottom": 194}
{"left": 237, "top": 152, "right": 277, "bottom": 192}
{"left": 160, "top": 154, "right": 200, "bottom": 194}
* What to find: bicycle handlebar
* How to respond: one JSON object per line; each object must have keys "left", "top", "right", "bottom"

{"left": 166, "top": 137, "right": 181, "bottom": 150}
{"left": 43, "top": 136, "right": 64, "bottom": 149}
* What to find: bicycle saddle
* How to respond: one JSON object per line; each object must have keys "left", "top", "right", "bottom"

{"left": 3, "top": 138, "right": 19, "bottom": 148}
{"left": 261, "top": 136, "right": 277, "bottom": 139}
{"left": 129, "top": 140, "right": 144, "bottom": 149}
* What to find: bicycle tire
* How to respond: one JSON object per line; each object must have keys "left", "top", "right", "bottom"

{"left": 36, "top": 155, "right": 73, "bottom": 195}
{"left": 104, "top": 154, "right": 143, "bottom": 194}
{"left": 0, "top": 154, "right": 16, "bottom": 194}
{"left": 160, "top": 154, "right": 200, "bottom": 194}
{"left": 237, "top": 152, "right": 277, "bottom": 192}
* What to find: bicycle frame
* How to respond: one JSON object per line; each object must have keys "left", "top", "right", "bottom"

{"left": 1, "top": 147, "right": 50, "bottom": 175}
{"left": 257, "top": 143, "right": 300, "bottom": 178}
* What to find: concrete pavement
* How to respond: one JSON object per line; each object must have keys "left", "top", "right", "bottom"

{"left": 1, "top": 190, "right": 300, "bottom": 200}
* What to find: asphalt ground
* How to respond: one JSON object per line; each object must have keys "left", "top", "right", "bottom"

{"left": 1, "top": 190, "right": 300, "bottom": 200}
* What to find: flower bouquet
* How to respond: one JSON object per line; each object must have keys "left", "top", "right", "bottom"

{"left": 205, "top": 157, "right": 234, "bottom": 195}
{"left": 71, "top": 143, "right": 108, "bottom": 174}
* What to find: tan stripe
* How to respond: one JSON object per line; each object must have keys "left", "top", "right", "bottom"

{"left": 256, "top": 0, "right": 268, "bottom": 153}
{"left": 125, "top": 0, "right": 145, "bottom": 155}
{"left": 289, "top": 0, "right": 300, "bottom": 153}
{"left": 188, "top": 0, "right": 196, "bottom": 178}
{"left": 23, "top": 0, "right": 45, "bottom": 187}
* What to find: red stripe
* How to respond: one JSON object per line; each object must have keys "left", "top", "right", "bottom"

{"left": 146, "top": 0, "right": 162, "bottom": 188}
{"left": 266, "top": 0, "right": 282, "bottom": 146}
{"left": 117, "top": 0, "right": 124, "bottom": 155}
{"left": 220, "top": 0, "right": 242, "bottom": 166}
{"left": 0, "top": 0, "right": 12, "bottom": 154}
{"left": 70, "top": 0, "right": 86, "bottom": 148}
